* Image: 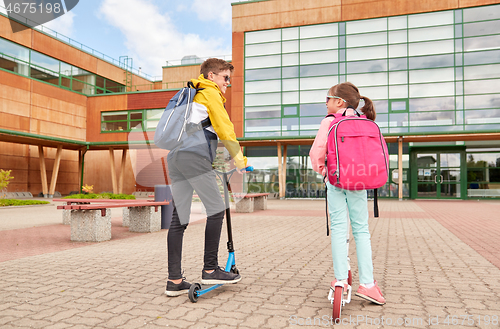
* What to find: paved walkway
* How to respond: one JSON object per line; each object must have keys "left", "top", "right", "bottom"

{"left": 0, "top": 199, "right": 499, "bottom": 328}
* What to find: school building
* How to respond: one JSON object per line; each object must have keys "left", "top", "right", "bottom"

{"left": 1, "top": 0, "right": 500, "bottom": 200}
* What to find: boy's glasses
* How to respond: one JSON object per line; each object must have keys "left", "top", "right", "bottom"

{"left": 214, "top": 73, "right": 231, "bottom": 83}
{"left": 326, "top": 95, "right": 346, "bottom": 103}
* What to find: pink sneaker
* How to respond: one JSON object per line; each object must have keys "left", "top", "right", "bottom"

{"left": 355, "top": 281, "right": 386, "bottom": 305}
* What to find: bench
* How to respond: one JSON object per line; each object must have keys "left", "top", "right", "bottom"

{"left": 54, "top": 199, "right": 169, "bottom": 242}
{"left": 233, "top": 193, "right": 270, "bottom": 213}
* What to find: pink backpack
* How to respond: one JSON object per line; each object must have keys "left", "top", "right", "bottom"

{"left": 326, "top": 111, "right": 389, "bottom": 190}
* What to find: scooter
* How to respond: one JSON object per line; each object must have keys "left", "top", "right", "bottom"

{"left": 327, "top": 217, "right": 353, "bottom": 321}
{"left": 188, "top": 166, "right": 253, "bottom": 303}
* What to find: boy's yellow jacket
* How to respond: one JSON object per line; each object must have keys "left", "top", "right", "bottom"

{"left": 190, "top": 74, "right": 247, "bottom": 170}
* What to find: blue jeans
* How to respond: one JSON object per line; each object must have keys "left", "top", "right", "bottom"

{"left": 327, "top": 182, "right": 374, "bottom": 284}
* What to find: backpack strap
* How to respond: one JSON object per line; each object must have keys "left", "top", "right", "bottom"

{"left": 324, "top": 177, "right": 329, "bottom": 236}
{"left": 341, "top": 109, "right": 361, "bottom": 117}
{"left": 373, "top": 188, "right": 379, "bottom": 218}
{"left": 201, "top": 117, "right": 211, "bottom": 128}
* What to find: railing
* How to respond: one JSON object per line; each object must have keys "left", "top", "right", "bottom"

{"left": 165, "top": 54, "right": 232, "bottom": 67}
{"left": 131, "top": 81, "right": 189, "bottom": 92}
{"left": 0, "top": 4, "right": 160, "bottom": 81}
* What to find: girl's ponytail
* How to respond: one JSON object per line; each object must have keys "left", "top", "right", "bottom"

{"left": 360, "top": 96, "right": 376, "bottom": 121}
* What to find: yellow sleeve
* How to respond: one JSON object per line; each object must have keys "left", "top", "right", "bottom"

{"left": 196, "top": 88, "right": 248, "bottom": 169}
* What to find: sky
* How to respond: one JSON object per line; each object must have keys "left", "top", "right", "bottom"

{"left": 1, "top": 0, "right": 236, "bottom": 79}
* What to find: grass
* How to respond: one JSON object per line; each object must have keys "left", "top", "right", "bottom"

{"left": 0, "top": 199, "right": 51, "bottom": 207}
{"left": 63, "top": 193, "right": 136, "bottom": 200}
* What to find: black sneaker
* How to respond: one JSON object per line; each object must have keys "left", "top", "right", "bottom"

{"left": 201, "top": 267, "right": 241, "bottom": 285}
{"left": 164, "top": 279, "right": 191, "bottom": 297}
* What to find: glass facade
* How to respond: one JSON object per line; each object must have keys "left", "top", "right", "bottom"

{"left": 243, "top": 4, "right": 500, "bottom": 137}
{"left": 101, "top": 109, "right": 162, "bottom": 133}
{"left": 0, "top": 37, "right": 125, "bottom": 95}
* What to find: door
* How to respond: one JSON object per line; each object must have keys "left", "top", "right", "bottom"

{"left": 412, "top": 150, "right": 464, "bottom": 199}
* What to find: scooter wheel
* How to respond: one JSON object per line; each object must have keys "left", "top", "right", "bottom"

{"left": 348, "top": 270, "right": 352, "bottom": 286}
{"left": 188, "top": 283, "right": 201, "bottom": 303}
{"left": 332, "top": 285, "right": 343, "bottom": 321}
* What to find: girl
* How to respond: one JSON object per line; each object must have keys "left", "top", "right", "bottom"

{"left": 309, "top": 82, "right": 385, "bottom": 305}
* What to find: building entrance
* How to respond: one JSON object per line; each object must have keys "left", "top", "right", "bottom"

{"left": 410, "top": 148, "right": 466, "bottom": 199}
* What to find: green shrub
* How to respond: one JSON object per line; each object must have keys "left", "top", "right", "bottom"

{"left": 0, "top": 199, "right": 50, "bottom": 207}
{"left": 63, "top": 193, "right": 136, "bottom": 200}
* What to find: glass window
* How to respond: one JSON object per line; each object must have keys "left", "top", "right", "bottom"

{"left": 300, "top": 37, "right": 338, "bottom": 51}
{"left": 408, "top": 11, "right": 454, "bottom": 28}
{"left": 347, "top": 59, "right": 387, "bottom": 73}
{"left": 465, "top": 109, "right": 500, "bottom": 124}
{"left": 245, "top": 80, "right": 281, "bottom": 94}
{"left": 409, "top": 26, "right": 454, "bottom": 42}
{"left": 300, "top": 103, "right": 327, "bottom": 117}
{"left": 245, "top": 55, "right": 281, "bottom": 69}
{"left": 300, "top": 116, "right": 323, "bottom": 130}
{"left": 463, "top": 5, "right": 500, "bottom": 22}
{"left": 30, "top": 51, "right": 59, "bottom": 73}
{"left": 410, "top": 82, "right": 455, "bottom": 97}
{"left": 283, "top": 91, "right": 299, "bottom": 104}
{"left": 409, "top": 68, "right": 454, "bottom": 83}
{"left": 129, "top": 112, "right": 143, "bottom": 130}
{"left": 391, "top": 101, "right": 407, "bottom": 112}
{"left": 463, "top": 21, "right": 500, "bottom": 37}
{"left": 389, "top": 16, "right": 407, "bottom": 30}
{"left": 465, "top": 94, "right": 500, "bottom": 109}
{"left": 467, "top": 153, "right": 500, "bottom": 167}
{"left": 245, "top": 67, "right": 281, "bottom": 81}
{"left": 346, "top": 18, "right": 387, "bottom": 34}
{"left": 409, "top": 54, "right": 454, "bottom": 69}
{"left": 300, "top": 63, "right": 338, "bottom": 77}
{"left": 282, "top": 40, "right": 299, "bottom": 53}
{"left": 245, "top": 106, "right": 281, "bottom": 119}
{"left": 464, "top": 35, "right": 500, "bottom": 52}
{"left": 282, "top": 27, "right": 299, "bottom": 40}
{"left": 375, "top": 113, "right": 388, "bottom": 127}
{"left": 389, "top": 58, "right": 408, "bottom": 70}
{"left": 283, "top": 106, "right": 298, "bottom": 116}
{"left": 389, "top": 44, "right": 407, "bottom": 58}
{"left": 246, "top": 42, "right": 281, "bottom": 56}
{"left": 0, "top": 37, "right": 29, "bottom": 61}
{"left": 465, "top": 79, "right": 500, "bottom": 94}
{"left": 282, "top": 66, "right": 299, "bottom": 78}
{"left": 300, "top": 23, "right": 338, "bottom": 39}
{"left": 389, "top": 30, "right": 407, "bottom": 44}
{"left": 300, "top": 90, "right": 326, "bottom": 104}
{"left": 245, "top": 119, "right": 281, "bottom": 132}
{"left": 347, "top": 32, "right": 387, "bottom": 47}
{"left": 347, "top": 45, "right": 387, "bottom": 61}
{"left": 409, "top": 40, "right": 454, "bottom": 56}
{"left": 282, "top": 53, "right": 299, "bottom": 66}
{"left": 300, "top": 50, "right": 338, "bottom": 65}
{"left": 389, "top": 112, "right": 408, "bottom": 127}
{"left": 300, "top": 76, "right": 335, "bottom": 90}
{"left": 101, "top": 111, "right": 127, "bottom": 131}
{"left": 464, "top": 49, "right": 500, "bottom": 65}
{"left": 245, "top": 93, "right": 281, "bottom": 106}
{"left": 389, "top": 71, "right": 408, "bottom": 84}
{"left": 347, "top": 72, "right": 387, "bottom": 87}
{"left": 409, "top": 111, "right": 454, "bottom": 126}
{"left": 373, "top": 100, "right": 389, "bottom": 113}
{"left": 246, "top": 30, "right": 281, "bottom": 44}
{"left": 410, "top": 97, "right": 455, "bottom": 112}
{"left": 282, "top": 78, "right": 299, "bottom": 91}
{"left": 282, "top": 117, "right": 299, "bottom": 130}
{"left": 104, "top": 79, "right": 124, "bottom": 93}
{"left": 389, "top": 85, "right": 408, "bottom": 98}
{"left": 358, "top": 86, "right": 388, "bottom": 100}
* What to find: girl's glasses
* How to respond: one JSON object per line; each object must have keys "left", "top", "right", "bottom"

{"left": 326, "top": 95, "right": 346, "bottom": 103}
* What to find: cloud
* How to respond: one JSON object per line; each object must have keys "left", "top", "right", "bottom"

{"left": 99, "top": 0, "right": 231, "bottom": 78}
{"left": 42, "top": 10, "right": 76, "bottom": 37}
{"left": 191, "top": 0, "right": 233, "bottom": 27}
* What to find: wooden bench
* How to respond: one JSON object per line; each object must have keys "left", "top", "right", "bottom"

{"left": 233, "top": 193, "right": 270, "bottom": 213}
{"left": 54, "top": 199, "right": 169, "bottom": 242}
